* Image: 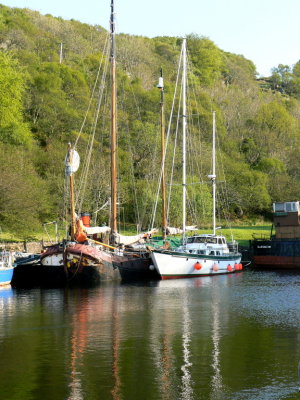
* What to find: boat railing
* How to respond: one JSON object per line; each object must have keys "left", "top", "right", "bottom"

{"left": 227, "top": 241, "right": 239, "bottom": 253}
{"left": 252, "top": 233, "right": 271, "bottom": 240}
{"left": 0, "top": 251, "right": 13, "bottom": 268}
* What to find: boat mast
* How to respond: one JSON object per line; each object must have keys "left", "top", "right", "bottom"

{"left": 158, "top": 68, "right": 167, "bottom": 239}
{"left": 110, "top": 0, "right": 117, "bottom": 240}
{"left": 182, "top": 39, "right": 187, "bottom": 244}
{"left": 68, "top": 143, "right": 76, "bottom": 241}
{"left": 212, "top": 111, "right": 216, "bottom": 235}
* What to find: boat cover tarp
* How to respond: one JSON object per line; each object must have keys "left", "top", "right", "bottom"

{"left": 167, "top": 225, "right": 197, "bottom": 234}
{"left": 151, "top": 237, "right": 181, "bottom": 249}
{"left": 115, "top": 230, "right": 156, "bottom": 245}
{"left": 85, "top": 226, "right": 111, "bottom": 235}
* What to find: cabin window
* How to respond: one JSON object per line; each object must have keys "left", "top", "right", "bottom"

{"left": 218, "top": 238, "right": 222, "bottom": 244}
{"left": 273, "top": 201, "right": 300, "bottom": 213}
{"left": 209, "top": 251, "right": 215, "bottom": 255}
{"left": 187, "top": 237, "right": 194, "bottom": 243}
{"left": 206, "top": 238, "right": 217, "bottom": 244}
{"left": 216, "top": 251, "right": 220, "bottom": 255}
{"left": 197, "top": 250, "right": 205, "bottom": 255}
{"left": 194, "top": 237, "right": 206, "bottom": 243}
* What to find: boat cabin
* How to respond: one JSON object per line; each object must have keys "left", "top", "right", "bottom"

{"left": 186, "top": 235, "right": 227, "bottom": 245}
{"left": 177, "top": 234, "right": 230, "bottom": 256}
{"left": 273, "top": 201, "right": 300, "bottom": 239}
{"left": 273, "top": 201, "right": 300, "bottom": 214}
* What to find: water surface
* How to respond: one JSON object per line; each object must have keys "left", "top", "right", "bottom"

{"left": 1, "top": 270, "right": 300, "bottom": 399}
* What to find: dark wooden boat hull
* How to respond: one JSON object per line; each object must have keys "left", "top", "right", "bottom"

{"left": 40, "top": 242, "right": 121, "bottom": 284}
{"left": 13, "top": 244, "right": 160, "bottom": 287}
{"left": 115, "top": 254, "right": 160, "bottom": 281}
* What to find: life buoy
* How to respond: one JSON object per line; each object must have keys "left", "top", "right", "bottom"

{"left": 227, "top": 264, "right": 233, "bottom": 272}
{"left": 194, "top": 262, "right": 202, "bottom": 270}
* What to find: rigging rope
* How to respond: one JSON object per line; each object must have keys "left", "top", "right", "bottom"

{"left": 75, "top": 36, "right": 110, "bottom": 214}
{"left": 150, "top": 45, "right": 183, "bottom": 230}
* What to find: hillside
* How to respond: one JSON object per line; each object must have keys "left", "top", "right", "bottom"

{"left": 1, "top": 4, "right": 300, "bottom": 238}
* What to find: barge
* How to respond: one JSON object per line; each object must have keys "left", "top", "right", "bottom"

{"left": 252, "top": 201, "right": 300, "bottom": 269}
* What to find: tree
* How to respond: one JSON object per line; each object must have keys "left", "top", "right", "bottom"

{"left": 187, "top": 34, "right": 225, "bottom": 86}
{"left": 0, "top": 51, "right": 32, "bottom": 146}
{"left": 246, "top": 101, "right": 298, "bottom": 162}
{"left": 225, "top": 160, "right": 271, "bottom": 215}
{"left": 223, "top": 52, "right": 257, "bottom": 86}
{"left": 270, "top": 64, "right": 293, "bottom": 94}
{"left": 0, "top": 143, "right": 52, "bottom": 233}
{"left": 26, "top": 62, "right": 90, "bottom": 145}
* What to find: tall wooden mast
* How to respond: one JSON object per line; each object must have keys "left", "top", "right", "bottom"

{"left": 110, "top": 0, "right": 117, "bottom": 239}
{"left": 158, "top": 68, "right": 167, "bottom": 239}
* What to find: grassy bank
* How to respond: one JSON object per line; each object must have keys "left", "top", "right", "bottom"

{"left": 0, "top": 227, "right": 65, "bottom": 243}
{"left": 0, "top": 224, "right": 272, "bottom": 248}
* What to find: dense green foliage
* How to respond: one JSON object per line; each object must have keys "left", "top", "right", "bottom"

{"left": 0, "top": 4, "right": 300, "bottom": 237}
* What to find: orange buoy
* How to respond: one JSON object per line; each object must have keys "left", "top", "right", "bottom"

{"left": 212, "top": 263, "right": 219, "bottom": 272}
{"left": 194, "top": 262, "right": 202, "bottom": 270}
{"left": 227, "top": 264, "right": 233, "bottom": 272}
{"left": 235, "top": 263, "right": 243, "bottom": 271}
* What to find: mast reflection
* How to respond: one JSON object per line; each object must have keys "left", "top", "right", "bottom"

{"left": 180, "top": 295, "right": 193, "bottom": 400}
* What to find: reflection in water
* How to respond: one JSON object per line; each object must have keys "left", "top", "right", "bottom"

{"left": 0, "top": 273, "right": 300, "bottom": 399}
{"left": 156, "top": 276, "right": 213, "bottom": 289}
{"left": 68, "top": 370, "right": 83, "bottom": 400}
{"left": 181, "top": 294, "right": 193, "bottom": 400}
{"left": 0, "top": 286, "right": 13, "bottom": 298}
{"left": 68, "top": 290, "right": 89, "bottom": 400}
{"left": 210, "top": 283, "right": 223, "bottom": 400}
{"left": 111, "top": 295, "right": 121, "bottom": 400}
{"left": 0, "top": 286, "right": 14, "bottom": 311}
{"left": 298, "top": 361, "right": 300, "bottom": 391}
{"left": 150, "top": 308, "right": 172, "bottom": 400}
{"left": 161, "top": 329, "right": 172, "bottom": 398}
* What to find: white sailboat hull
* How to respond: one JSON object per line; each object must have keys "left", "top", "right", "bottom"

{"left": 151, "top": 250, "right": 242, "bottom": 280}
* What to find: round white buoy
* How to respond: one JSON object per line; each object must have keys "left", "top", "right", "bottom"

{"left": 149, "top": 264, "right": 155, "bottom": 271}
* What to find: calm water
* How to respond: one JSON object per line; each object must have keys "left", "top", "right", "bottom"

{"left": 1, "top": 270, "right": 300, "bottom": 400}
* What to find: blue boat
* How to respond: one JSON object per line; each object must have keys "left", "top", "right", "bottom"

{"left": 0, "top": 252, "right": 14, "bottom": 285}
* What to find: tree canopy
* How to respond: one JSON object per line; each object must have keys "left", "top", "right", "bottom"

{"left": 1, "top": 4, "right": 300, "bottom": 236}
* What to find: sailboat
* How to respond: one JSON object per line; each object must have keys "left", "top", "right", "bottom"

{"left": 150, "top": 39, "right": 242, "bottom": 280}
{"left": 40, "top": 0, "right": 157, "bottom": 284}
